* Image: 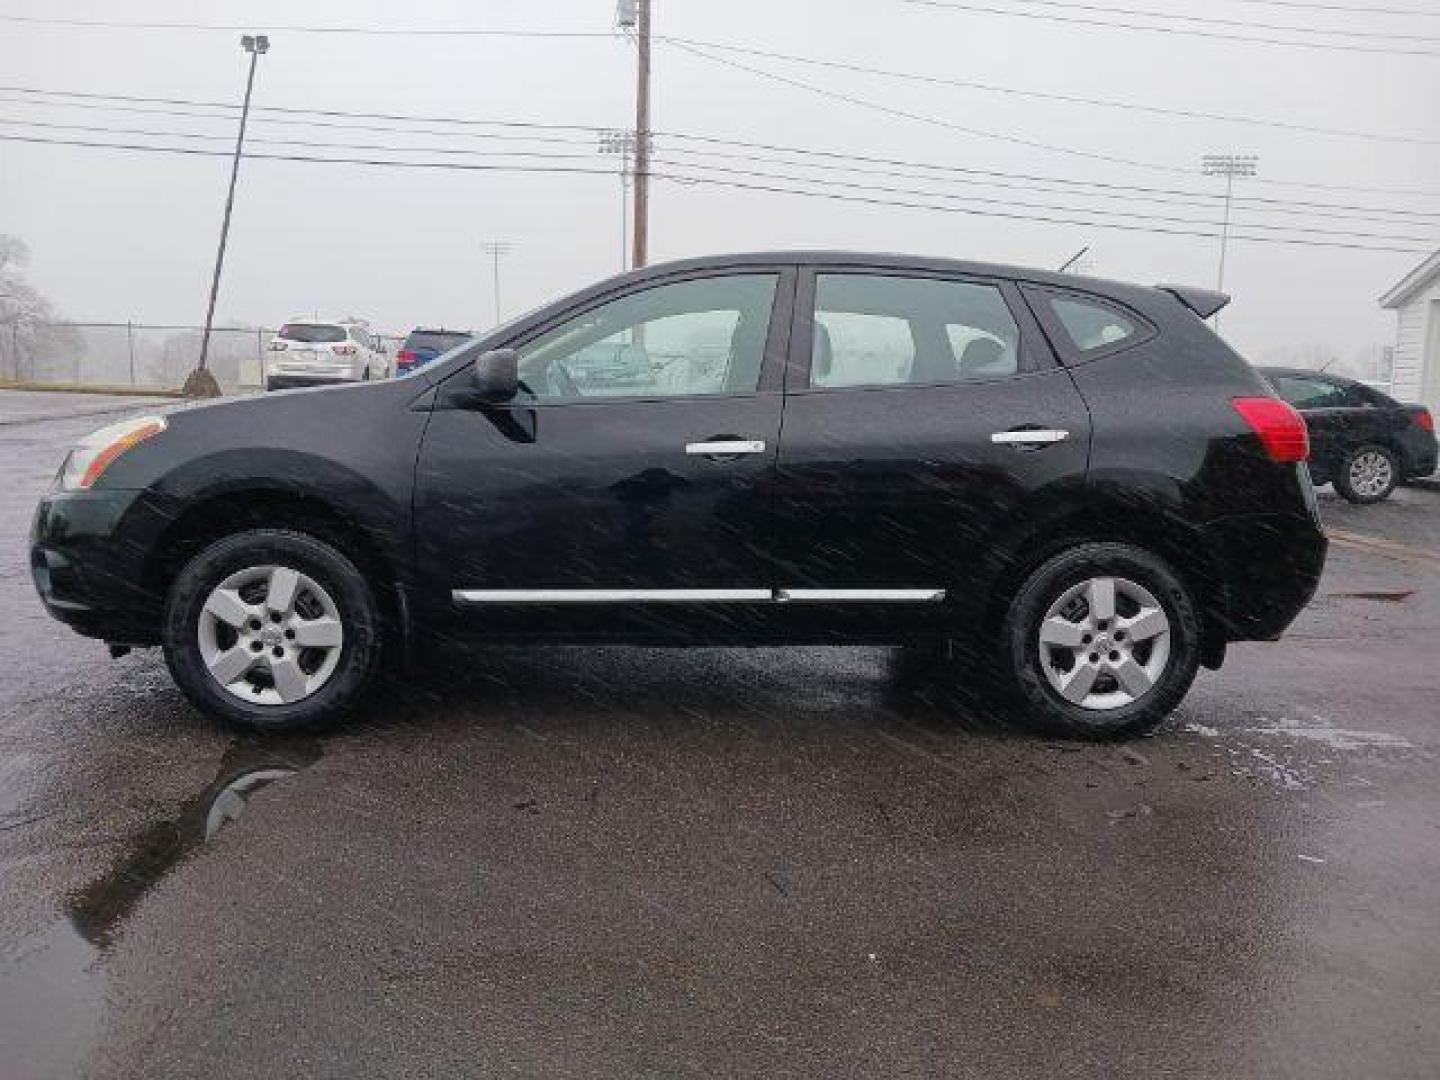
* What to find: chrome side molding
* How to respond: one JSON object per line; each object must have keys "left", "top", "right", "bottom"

{"left": 453, "top": 588, "right": 947, "bottom": 604}
{"left": 776, "top": 588, "right": 946, "bottom": 603}
{"left": 451, "top": 588, "right": 772, "bottom": 604}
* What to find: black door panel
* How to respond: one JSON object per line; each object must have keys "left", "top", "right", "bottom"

{"left": 412, "top": 268, "right": 794, "bottom": 638}
{"left": 771, "top": 269, "right": 1092, "bottom": 634}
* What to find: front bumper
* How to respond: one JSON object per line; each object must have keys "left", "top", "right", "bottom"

{"left": 30, "top": 488, "right": 174, "bottom": 644}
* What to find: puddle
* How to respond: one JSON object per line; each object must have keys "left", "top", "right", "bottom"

{"left": 0, "top": 738, "right": 320, "bottom": 1075}
{"left": 68, "top": 738, "right": 323, "bottom": 947}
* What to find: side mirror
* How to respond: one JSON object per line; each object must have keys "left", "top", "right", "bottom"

{"left": 470, "top": 348, "right": 519, "bottom": 403}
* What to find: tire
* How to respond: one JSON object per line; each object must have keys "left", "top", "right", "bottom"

{"left": 997, "top": 542, "right": 1202, "bottom": 740}
{"left": 162, "top": 529, "right": 383, "bottom": 731}
{"left": 1334, "top": 444, "right": 1398, "bottom": 504}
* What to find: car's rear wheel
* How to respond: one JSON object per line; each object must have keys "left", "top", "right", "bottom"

{"left": 997, "top": 542, "right": 1201, "bottom": 740}
{"left": 162, "top": 529, "right": 382, "bottom": 730}
{"left": 1335, "top": 444, "right": 1398, "bottom": 504}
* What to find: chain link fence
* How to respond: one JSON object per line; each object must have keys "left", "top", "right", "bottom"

{"left": 0, "top": 321, "right": 405, "bottom": 394}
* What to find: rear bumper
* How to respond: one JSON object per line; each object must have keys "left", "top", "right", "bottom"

{"left": 1402, "top": 433, "right": 1438, "bottom": 479}
{"left": 30, "top": 488, "right": 172, "bottom": 644}
{"left": 1200, "top": 512, "right": 1327, "bottom": 642}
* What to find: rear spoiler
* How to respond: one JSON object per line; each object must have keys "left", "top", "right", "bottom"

{"left": 1156, "top": 284, "right": 1230, "bottom": 320}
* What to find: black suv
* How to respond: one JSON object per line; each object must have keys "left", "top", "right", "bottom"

{"left": 31, "top": 253, "right": 1326, "bottom": 739}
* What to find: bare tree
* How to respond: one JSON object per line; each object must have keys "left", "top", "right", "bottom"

{"left": 0, "top": 235, "right": 74, "bottom": 383}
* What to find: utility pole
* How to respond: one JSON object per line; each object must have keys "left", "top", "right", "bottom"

{"left": 185, "top": 33, "right": 269, "bottom": 398}
{"left": 1201, "top": 153, "right": 1258, "bottom": 329}
{"left": 631, "top": 0, "right": 652, "bottom": 269}
{"left": 598, "top": 130, "right": 635, "bottom": 272}
{"left": 482, "top": 241, "right": 513, "bottom": 326}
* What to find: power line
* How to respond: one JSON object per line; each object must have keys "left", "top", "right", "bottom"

{"left": 899, "top": 0, "right": 1440, "bottom": 55}
{"left": 6, "top": 81, "right": 1440, "bottom": 207}
{"left": 653, "top": 144, "right": 1440, "bottom": 226}
{"left": 665, "top": 43, "right": 1440, "bottom": 200}
{"left": 0, "top": 14, "right": 615, "bottom": 39}
{"left": 5, "top": 112, "right": 1429, "bottom": 240}
{"left": 907, "top": 0, "right": 1440, "bottom": 42}
{"left": 652, "top": 156, "right": 1430, "bottom": 243}
{"left": 1216, "top": 0, "right": 1440, "bottom": 14}
{"left": 1, "top": 131, "right": 1431, "bottom": 254}
{"left": 667, "top": 39, "right": 1180, "bottom": 174}
{"left": 3, "top": 112, "right": 1433, "bottom": 230}
{"left": 0, "top": 93, "right": 603, "bottom": 149}
{"left": 1, "top": 8, "right": 1428, "bottom": 140}
{"left": 656, "top": 36, "right": 1440, "bottom": 146}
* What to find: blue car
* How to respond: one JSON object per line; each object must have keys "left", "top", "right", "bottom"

{"left": 396, "top": 327, "right": 473, "bottom": 375}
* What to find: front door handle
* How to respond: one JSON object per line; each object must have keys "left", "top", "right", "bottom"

{"left": 686, "top": 439, "right": 766, "bottom": 456}
{"left": 990, "top": 428, "right": 1070, "bottom": 446}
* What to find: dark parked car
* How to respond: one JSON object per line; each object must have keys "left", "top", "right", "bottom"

{"left": 1259, "top": 367, "right": 1436, "bottom": 503}
{"left": 395, "top": 327, "right": 473, "bottom": 375}
{"left": 31, "top": 252, "right": 1326, "bottom": 739}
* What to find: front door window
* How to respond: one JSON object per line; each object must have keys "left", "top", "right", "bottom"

{"left": 516, "top": 275, "right": 779, "bottom": 401}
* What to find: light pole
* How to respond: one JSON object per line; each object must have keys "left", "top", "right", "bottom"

{"left": 599, "top": 130, "right": 635, "bottom": 272}
{"left": 185, "top": 33, "right": 269, "bottom": 398}
{"left": 482, "top": 241, "right": 513, "bottom": 327}
{"left": 1201, "top": 153, "right": 1258, "bottom": 328}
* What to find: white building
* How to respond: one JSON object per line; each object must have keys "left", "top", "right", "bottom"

{"left": 1380, "top": 249, "right": 1440, "bottom": 412}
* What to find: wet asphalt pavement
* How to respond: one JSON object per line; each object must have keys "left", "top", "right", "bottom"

{"left": 1, "top": 391, "right": 1437, "bottom": 1079}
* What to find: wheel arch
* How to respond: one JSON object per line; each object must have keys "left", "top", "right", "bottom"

{"left": 978, "top": 500, "right": 1230, "bottom": 670}
{"left": 143, "top": 485, "right": 409, "bottom": 653}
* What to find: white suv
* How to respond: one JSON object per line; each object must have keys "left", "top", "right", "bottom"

{"left": 263, "top": 320, "right": 391, "bottom": 391}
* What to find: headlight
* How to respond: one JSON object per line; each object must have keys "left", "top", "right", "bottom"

{"left": 59, "top": 415, "right": 168, "bottom": 490}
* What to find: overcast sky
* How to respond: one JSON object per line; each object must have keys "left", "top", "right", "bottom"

{"left": 2, "top": 0, "right": 1437, "bottom": 363}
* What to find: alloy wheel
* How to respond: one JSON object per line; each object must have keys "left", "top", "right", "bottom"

{"left": 197, "top": 564, "right": 344, "bottom": 705}
{"left": 1037, "top": 576, "right": 1172, "bottom": 711}
{"left": 1348, "top": 450, "right": 1393, "bottom": 499}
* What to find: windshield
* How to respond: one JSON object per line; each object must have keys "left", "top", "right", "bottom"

{"left": 278, "top": 323, "right": 346, "bottom": 343}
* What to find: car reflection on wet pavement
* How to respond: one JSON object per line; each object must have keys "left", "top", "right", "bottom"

{"left": 2, "top": 398, "right": 1439, "bottom": 1079}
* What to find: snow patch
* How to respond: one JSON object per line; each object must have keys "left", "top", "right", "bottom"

{"left": 1245, "top": 716, "right": 1412, "bottom": 752}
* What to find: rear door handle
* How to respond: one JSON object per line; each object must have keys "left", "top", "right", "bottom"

{"left": 990, "top": 429, "right": 1070, "bottom": 446}
{"left": 686, "top": 439, "right": 766, "bottom": 456}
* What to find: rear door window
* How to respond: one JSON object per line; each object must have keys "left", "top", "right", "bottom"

{"left": 809, "top": 273, "right": 1021, "bottom": 389}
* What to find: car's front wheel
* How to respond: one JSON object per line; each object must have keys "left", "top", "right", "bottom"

{"left": 997, "top": 542, "right": 1202, "bottom": 740}
{"left": 1335, "top": 444, "right": 1398, "bottom": 503}
{"left": 162, "top": 529, "right": 383, "bottom": 730}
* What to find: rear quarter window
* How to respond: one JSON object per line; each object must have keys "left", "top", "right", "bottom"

{"left": 1048, "top": 297, "right": 1140, "bottom": 352}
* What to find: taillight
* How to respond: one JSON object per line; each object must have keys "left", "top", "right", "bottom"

{"left": 397, "top": 349, "right": 416, "bottom": 364}
{"left": 268, "top": 340, "right": 287, "bottom": 351}
{"left": 1415, "top": 408, "right": 1435, "bottom": 433}
{"left": 1232, "top": 397, "right": 1309, "bottom": 463}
